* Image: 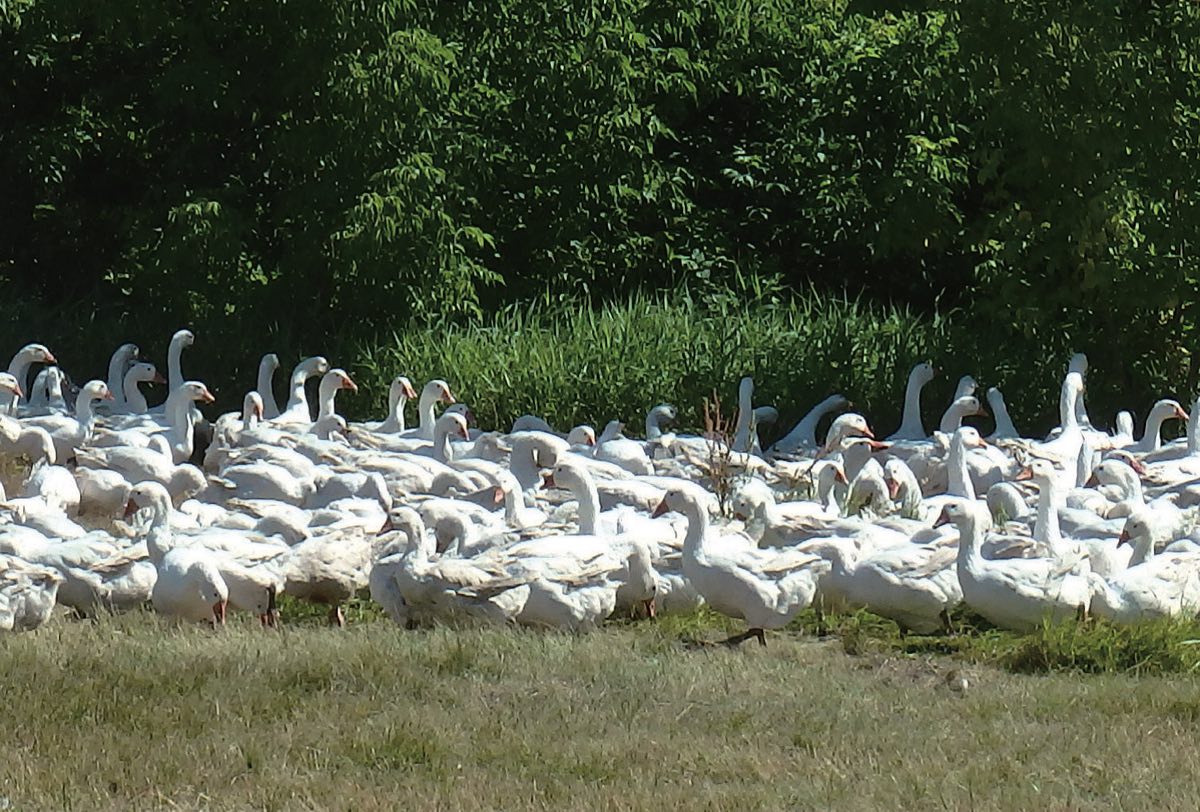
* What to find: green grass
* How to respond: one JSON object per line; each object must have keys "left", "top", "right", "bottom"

{"left": 6, "top": 609, "right": 1200, "bottom": 810}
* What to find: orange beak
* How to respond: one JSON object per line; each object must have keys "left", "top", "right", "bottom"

{"left": 198, "top": 387, "right": 216, "bottom": 404}
{"left": 151, "top": 372, "right": 167, "bottom": 385}
{"left": 403, "top": 382, "right": 418, "bottom": 400}
{"left": 1117, "top": 529, "right": 1131, "bottom": 547}
{"left": 887, "top": 479, "right": 900, "bottom": 499}
{"left": 651, "top": 498, "right": 669, "bottom": 518}
{"left": 342, "top": 376, "right": 358, "bottom": 393}
{"left": 441, "top": 387, "right": 456, "bottom": 405}
{"left": 933, "top": 507, "right": 951, "bottom": 528}
{"left": 212, "top": 600, "right": 227, "bottom": 626}
{"left": 1013, "top": 466, "right": 1034, "bottom": 482}
{"left": 543, "top": 472, "right": 557, "bottom": 488}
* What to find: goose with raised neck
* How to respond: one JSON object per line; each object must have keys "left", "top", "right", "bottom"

{"left": 772, "top": 394, "right": 850, "bottom": 454}
{"left": 106, "top": 343, "right": 139, "bottom": 411}
{"left": 939, "top": 395, "right": 986, "bottom": 434}
{"left": 645, "top": 404, "right": 676, "bottom": 441}
{"left": 414, "top": 379, "right": 456, "bottom": 440}
{"left": 947, "top": 427, "right": 986, "bottom": 499}
{"left": 151, "top": 381, "right": 216, "bottom": 463}
{"left": 121, "top": 362, "right": 166, "bottom": 414}
{"left": 1068, "top": 352, "right": 1092, "bottom": 428}
{"left": 275, "top": 356, "right": 329, "bottom": 423}
{"left": 888, "top": 362, "right": 936, "bottom": 441}
{"left": 2, "top": 343, "right": 56, "bottom": 414}
{"left": 1132, "top": 399, "right": 1189, "bottom": 453}
{"left": 986, "top": 387, "right": 1019, "bottom": 440}
{"left": 166, "top": 330, "right": 194, "bottom": 394}
{"left": 316, "top": 369, "right": 358, "bottom": 421}
{"left": 954, "top": 375, "right": 978, "bottom": 399}
{"left": 256, "top": 353, "right": 281, "bottom": 419}
{"left": 731, "top": 376, "right": 756, "bottom": 453}
{"left": 378, "top": 376, "right": 418, "bottom": 433}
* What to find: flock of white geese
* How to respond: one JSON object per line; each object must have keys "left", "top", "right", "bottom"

{"left": 1, "top": 334, "right": 1199, "bottom": 645}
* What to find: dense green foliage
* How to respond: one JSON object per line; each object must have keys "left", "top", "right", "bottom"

{"left": 4, "top": 1, "right": 1200, "bottom": 423}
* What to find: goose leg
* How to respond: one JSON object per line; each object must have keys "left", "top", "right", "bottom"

{"left": 753, "top": 628, "right": 766, "bottom": 647}
{"left": 642, "top": 598, "right": 657, "bottom": 621}
{"left": 721, "top": 629, "right": 756, "bottom": 647}
{"left": 327, "top": 604, "right": 346, "bottom": 627}
{"left": 940, "top": 608, "right": 955, "bottom": 635}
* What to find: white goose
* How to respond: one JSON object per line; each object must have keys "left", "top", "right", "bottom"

{"left": 105, "top": 342, "right": 140, "bottom": 413}
{"left": 770, "top": 394, "right": 850, "bottom": 455}
{"left": 256, "top": 353, "right": 281, "bottom": 419}
{"left": 887, "top": 362, "right": 936, "bottom": 441}
{"left": 273, "top": 356, "right": 329, "bottom": 425}
{"left": 2, "top": 343, "right": 56, "bottom": 415}
{"left": 651, "top": 486, "right": 830, "bottom": 646}
{"left": 0, "top": 555, "right": 61, "bottom": 632}
{"left": 21, "top": 380, "right": 113, "bottom": 461}
{"left": 940, "top": 499, "right": 1092, "bottom": 632}
{"left": 1089, "top": 510, "right": 1200, "bottom": 622}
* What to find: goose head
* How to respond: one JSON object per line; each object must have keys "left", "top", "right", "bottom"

{"left": 650, "top": 404, "right": 677, "bottom": 422}
{"left": 651, "top": 486, "right": 703, "bottom": 519}
{"left": 391, "top": 375, "right": 418, "bottom": 402}
{"left": 424, "top": 379, "right": 455, "bottom": 405}
{"left": 179, "top": 381, "right": 216, "bottom": 405}
{"left": 882, "top": 458, "right": 912, "bottom": 500}
{"left": 544, "top": 460, "right": 588, "bottom": 491}
{"left": 79, "top": 380, "right": 114, "bottom": 408}
{"left": 126, "top": 362, "right": 166, "bottom": 386}
{"left": 1150, "top": 398, "right": 1189, "bottom": 425}
{"left": 0, "top": 372, "right": 23, "bottom": 400}
{"left": 1117, "top": 509, "right": 1153, "bottom": 548}
{"left": 436, "top": 412, "right": 470, "bottom": 441}
{"left": 444, "top": 402, "right": 475, "bottom": 427}
{"left": 597, "top": 420, "right": 624, "bottom": 444}
{"left": 729, "top": 479, "right": 773, "bottom": 521}
{"left": 821, "top": 413, "right": 875, "bottom": 454}
{"left": 243, "top": 391, "right": 264, "bottom": 422}
{"left": 326, "top": 369, "right": 358, "bottom": 393}
{"left": 912, "top": 361, "right": 937, "bottom": 386}
{"left": 17, "top": 343, "right": 57, "bottom": 366}
{"left": 951, "top": 426, "right": 987, "bottom": 451}
{"left": 172, "top": 329, "right": 195, "bottom": 349}
{"left": 566, "top": 425, "right": 596, "bottom": 446}
{"left": 954, "top": 375, "right": 978, "bottom": 399}
{"left": 188, "top": 562, "right": 228, "bottom": 626}
{"left": 1069, "top": 352, "right": 1088, "bottom": 376}
{"left": 293, "top": 356, "right": 330, "bottom": 380}
{"left": 126, "top": 480, "right": 174, "bottom": 518}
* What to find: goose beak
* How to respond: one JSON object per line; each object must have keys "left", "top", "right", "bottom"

{"left": 976, "top": 406, "right": 990, "bottom": 418}
{"left": 933, "top": 508, "right": 951, "bottom": 528}
{"left": 9, "top": 384, "right": 22, "bottom": 399}
{"left": 1176, "top": 406, "right": 1190, "bottom": 421}
{"left": 342, "top": 376, "right": 358, "bottom": 393}
{"left": 542, "top": 472, "right": 556, "bottom": 488}
{"left": 860, "top": 427, "right": 876, "bottom": 440}
{"left": 102, "top": 389, "right": 115, "bottom": 401}
{"left": 651, "top": 499, "right": 669, "bottom": 518}
{"left": 376, "top": 516, "right": 395, "bottom": 536}
{"left": 887, "top": 479, "right": 900, "bottom": 500}
{"left": 1129, "top": 458, "right": 1147, "bottom": 476}
{"left": 122, "top": 500, "right": 138, "bottom": 519}
{"left": 198, "top": 388, "right": 216, "bottom": 404}
{"left": 152, "top": 372, "right": 167, "bottom": 385}
{"left": 254, "top": 402, "right": 264, "bottom": 419}
{"left": 834, "top": 468, "right": 848, "bottom": 485}
{"left": 441, "top": 388, "right": 456, "bottom": 405}
{"left": 642, "top": 597, "right": 657, "bottom": 620}
{"left": 1085, "top": 473, "right": 1099, "bottom": 487}
{"left": 1117, "top": 529, "right": 1131, "bottom": 547}
{"left": 212, "top": 600, "right": 227, "bottom": 626}
{"left": 403, "top": 382, "right": 418, "bottom": 400}
{"left": 1013, "top": 466, "right": 1034, "bottom": 482}
{"left": 733, "top": 510, "right": 748, "bottom": 521}
{"left": 43, "top": 351, "right": 57, "bottom": 364}
{"left": 867, "top": 440, "right": 891, "bottom": 452}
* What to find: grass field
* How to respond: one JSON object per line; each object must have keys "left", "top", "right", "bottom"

{"left": 4, "top": 609, "right": 1200, "bottom": 811}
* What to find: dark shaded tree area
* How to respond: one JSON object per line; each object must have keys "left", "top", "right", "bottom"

{"left": 2, "top": 0, "right": 1200, "bottom": 414}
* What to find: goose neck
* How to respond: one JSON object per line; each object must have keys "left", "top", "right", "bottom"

{"left": 897, "top": 369, "right": 928, "bottom": 438}
{"left": 947, "top": 437, "right": 976, "bottom": 500}
{"left": 1033, "top": 478, "right": 1063, "bottom": 548}
{"left": 167, "top": 338, "right": 186, "bottom": 393}
{"left": 257, "top": 359, "right": 280, "bottom": 418}
{"left": 570, "top": 475, "right": 601, "bottom": 535}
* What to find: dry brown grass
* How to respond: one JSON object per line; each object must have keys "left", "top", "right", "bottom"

{"left": 2, "top": 613, "right": 1200, "bottom": 810}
